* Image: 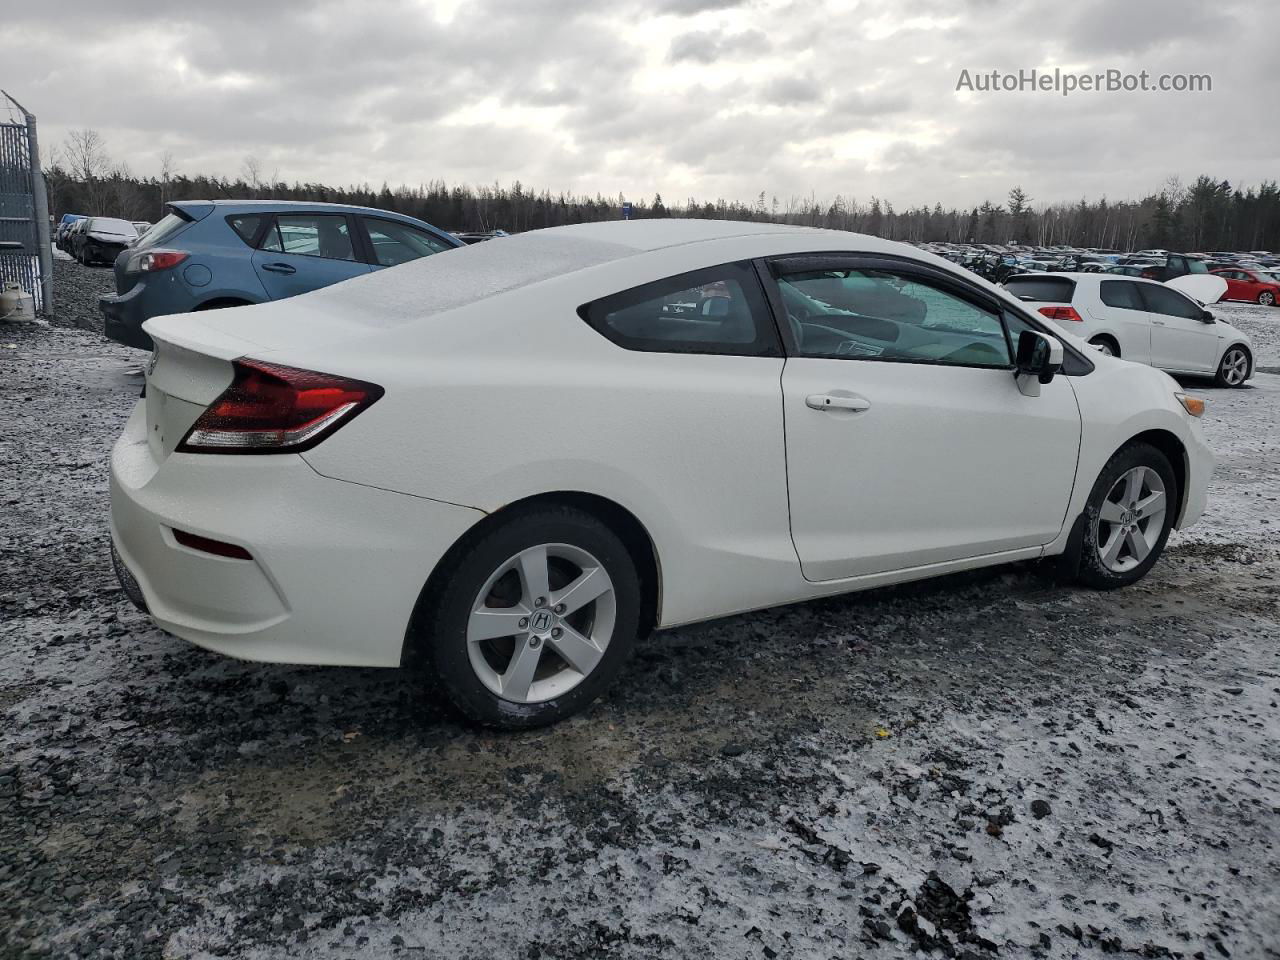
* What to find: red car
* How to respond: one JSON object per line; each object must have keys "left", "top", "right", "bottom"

{"left": 1212, "top": 267, "right": 1280, "bottom": 306}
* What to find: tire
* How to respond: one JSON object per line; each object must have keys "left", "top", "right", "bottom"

{"left": 420, "top": 506, "right": 642, "bottom": 729}
{"left": 1075, "top": 442, "right": 1177, "bottom": 590}
{"left": 1213, "top": 344, "right": 1251, "bottom": 388}
{"left": 1089, "top": 336, "right": 1118, "bottom": 358}
{"left": 1259, "top": 290, "right": 1276, "bottom": 306}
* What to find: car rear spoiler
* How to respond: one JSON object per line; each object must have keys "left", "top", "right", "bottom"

{"left": 166, "top": 200, "right": 215, "bottom": 223}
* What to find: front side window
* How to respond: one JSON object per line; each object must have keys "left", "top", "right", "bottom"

{"left": 579, "top": 261, "right": 778, "bottom": 356}
{"left": 260, "top": 215, "right": 355, "bottom": 261}
{"left": 777, "top": 267, "right": 1012, "bottom": 368}
{"left": 1099, "top": 279, "right": 1145, "bottom": 310}
{"left": 1138, "top": 284, "right": 1203, "bottom": 320}
{"left": 361, "top": 218, "right": 454, "bottom": 266}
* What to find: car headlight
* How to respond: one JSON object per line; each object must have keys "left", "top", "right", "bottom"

{"left": 1175, "top": 392, "right": 1206, "bottom": 417}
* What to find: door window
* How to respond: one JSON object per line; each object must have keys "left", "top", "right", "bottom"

{"left": 1099, "top": 279, "right": 1145, "bottom": 310}
{"left": 1137, "top": 284, "right": 1203, "bottom": 320}
{"left": 579, "top": 261, "right": 779, "bottom": 356}
{"left": 361, "top": 218, "right": 455, "bottom": 266}
{"left": 777, "top": 267, "right": 1012, "bottom": 367}
{"left": 261, "top": 215, "right": 356, "bottom": 261}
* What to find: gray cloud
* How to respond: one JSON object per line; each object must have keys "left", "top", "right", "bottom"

{"left": 9, "top": 0, "right": 1276, "bottom": 211}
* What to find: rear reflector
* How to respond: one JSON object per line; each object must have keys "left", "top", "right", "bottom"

{"left": 176, "top": 359, "right": 383, "bottom": 454}
{"left": 172, "top": 528, "right": 253, "bottom": 560}
{"left": 1037, "top": 305, "right": 1084, "bottom": 322}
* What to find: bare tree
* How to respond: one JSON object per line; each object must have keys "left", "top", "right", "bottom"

{"left": 159, "top": 150, "right": 176, "bottom": 213}
{"left": 64, "top": 128, "right": 109, "bottom": 211}
{"left": 241, "top": 155, "right": 263, "bottom": 197}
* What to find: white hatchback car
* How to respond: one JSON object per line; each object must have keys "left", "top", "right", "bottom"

{"left": 1004, "top": 272, "right": 1254, "bottom": 387}
{"left": 111, "top": 221, "right": 1213, "bottom": 727}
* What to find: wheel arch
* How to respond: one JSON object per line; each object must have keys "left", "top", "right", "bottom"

{"left": 401, "top": 490, "right": 662, "bottom": 666}
{"left": 194, "top": 295, "right": 258, "bottom": 311}
{"left": 1121, "top": 429, "right": 1189, "bottom": 526}
{"left": 1088, "top": 332, "right": 1121, "bottom": 356}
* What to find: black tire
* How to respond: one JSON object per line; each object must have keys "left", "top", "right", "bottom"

{"left": 1258, "top": 290, "right": 1275, "bottom": 306}
{"left": 419, "top": 506, "right": 642, "bottom": 729}
{"left": 1213, "top": 344, "right": 1251, "bottom": 388}
{"left": 1074, "top": 442, "right": 1177, "bottom": 589}
{"left": 1088, "top": 335, "right": 1119, "bottom": 358}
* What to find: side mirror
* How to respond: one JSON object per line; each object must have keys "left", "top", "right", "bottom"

{"left": 1200, "top": 309, "right": 1215, "bottom": 324}
{"left": 1016, "top": 330, "right": 1064, "bottom": 396}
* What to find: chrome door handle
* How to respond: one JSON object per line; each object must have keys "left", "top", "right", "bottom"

{"left": 806, "top": 394, "right": 871, "bottom": 412}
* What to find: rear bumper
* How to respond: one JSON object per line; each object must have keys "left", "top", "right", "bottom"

{"left": 100, "top": 285, "right": 154, "bottom": 350}
{"left": 109, "top": 401, "right": 485, "bottom": 666}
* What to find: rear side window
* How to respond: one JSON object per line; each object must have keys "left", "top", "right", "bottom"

{"left": 1099, "top": 280, "right": 1145, "bottom": 309}
{"left": 226, "top": 214, "right": 266, "bottom": 247}
{"left": 579, "top": 261, "right": 779, "bottom": 357}
{"left": 1004, "top": 276, "right": 1076, "bottom": 303}
{"left": 261, "top": 215, "right": 356, "bottom": 261}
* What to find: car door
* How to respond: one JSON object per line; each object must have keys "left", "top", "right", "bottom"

{"left": 251, "top": 213, "right": 371, "bottom": 300}
{"left": 771, "top": 256, "right": 1081, "bottom": 582}
{"left": 357, "top": 217, "right": 457, "bottom": 269}
{"left": 1091, "top": 279, "right": 1153, "bottom": 363}
{"left": 1138, "top": 282, "right": 1219, "bottom": 373}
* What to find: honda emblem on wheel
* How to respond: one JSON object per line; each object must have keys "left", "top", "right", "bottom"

{"left": 531, "top": 610, "right": 553, "bottom": 632}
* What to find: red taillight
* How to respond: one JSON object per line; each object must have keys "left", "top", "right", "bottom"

{"left": 176, "top": 359, "right": 383, "bottom": 454}
{"left": 135, "top": 249, "right": 189, "bottom": 272}
{"left": 172, "top": 528, "right": 253, "bottom": 560}
{"left": 1037, "top": 305, "right": 1084, "bottom": 322}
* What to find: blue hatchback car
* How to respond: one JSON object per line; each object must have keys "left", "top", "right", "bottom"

{"left": 100, "top": 200, "right": 463, "bottom": 349}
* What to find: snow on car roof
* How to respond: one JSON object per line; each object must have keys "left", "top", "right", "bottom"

{"left": 300, "top": 219, "right": 834, "bottom": 327}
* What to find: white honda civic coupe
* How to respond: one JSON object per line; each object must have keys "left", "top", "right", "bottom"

{"left": 110, "top": 220, "right": 1213, "bottom": 727}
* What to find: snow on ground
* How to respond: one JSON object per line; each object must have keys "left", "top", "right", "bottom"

{"left": 1, "top": 262, "right": 1278, "bottom": 960}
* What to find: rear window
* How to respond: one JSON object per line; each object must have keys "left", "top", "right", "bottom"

{"left": 133, "top": 212, "right": 190, "bottom": 250}
{"left": 1004, "top": 276, "right": 1077, "bottom": 303}
{"left": 89, "top": 218, "right": 136, "bottom": 236}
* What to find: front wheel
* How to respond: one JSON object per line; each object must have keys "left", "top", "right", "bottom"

{"left": 1214, "top": 345, "right": 1250, "bottom": 388}
{"left": 1259, "top": 290, "right": 1276, "bottom": 306}
{"left": 420, "top": 506, "right": 642, "bottom": 728}
{"left": 1075, "top": 443, "right": 1177, "bottom": 589}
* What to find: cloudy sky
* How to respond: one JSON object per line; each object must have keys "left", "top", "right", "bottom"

{"left": 8, "top": 0, "right": 1275, "bottom": 210}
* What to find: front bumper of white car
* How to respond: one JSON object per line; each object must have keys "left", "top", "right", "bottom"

{"left": 109, "top": 400, "right": 484, "bottom": 667}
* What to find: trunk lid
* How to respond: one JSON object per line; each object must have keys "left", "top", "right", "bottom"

{"left": 142, "top": 316, "right": 259, "bottom": 460}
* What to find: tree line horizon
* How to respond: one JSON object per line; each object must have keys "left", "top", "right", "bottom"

{"left": 46, "top": 129, "right": 1280, "bottom": 253}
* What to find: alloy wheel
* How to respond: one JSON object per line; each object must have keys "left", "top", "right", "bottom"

{"left": 465, "top": 543, "right": 616, "bottom": 704}
{"left": 1260, "top": 291, "right": 1275, "bottom": 306}
{"left": 1094, "top": 466, "right": 1167, "bottom": 574}
{"left": 1220, "top": 348, "right": 1249, "bottom": 386}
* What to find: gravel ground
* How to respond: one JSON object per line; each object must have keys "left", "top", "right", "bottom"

{"left": 2, "top": 262, "right": 1279, "bottom": 960}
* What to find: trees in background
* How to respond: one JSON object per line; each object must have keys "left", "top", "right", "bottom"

{"left": 42, "top": 131, "right": 1280, "bottom": 251}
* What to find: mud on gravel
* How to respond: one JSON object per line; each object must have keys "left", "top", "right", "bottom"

{"left": 2, "top": 265, "right": 1279, "bottom": 959}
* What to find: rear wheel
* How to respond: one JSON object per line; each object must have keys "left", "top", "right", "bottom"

{"left": 1075, "top": 442, "right": 1176, "bottom": 589}
{"left": 1259, "top": 290, "right": 1276, "bottom": 306}
{"left": 1214, "top": 345, "right": 1250, "bottom": 388}
{"left": 1089, "top": 336, "right": 1118, "bottom": 357}
{"left": 421, "top": 506, "right": 642, "bottom": 728}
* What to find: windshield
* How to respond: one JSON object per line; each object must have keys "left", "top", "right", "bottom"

{"left": 89, "top": 218, "right": 137, "bottom": 236}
